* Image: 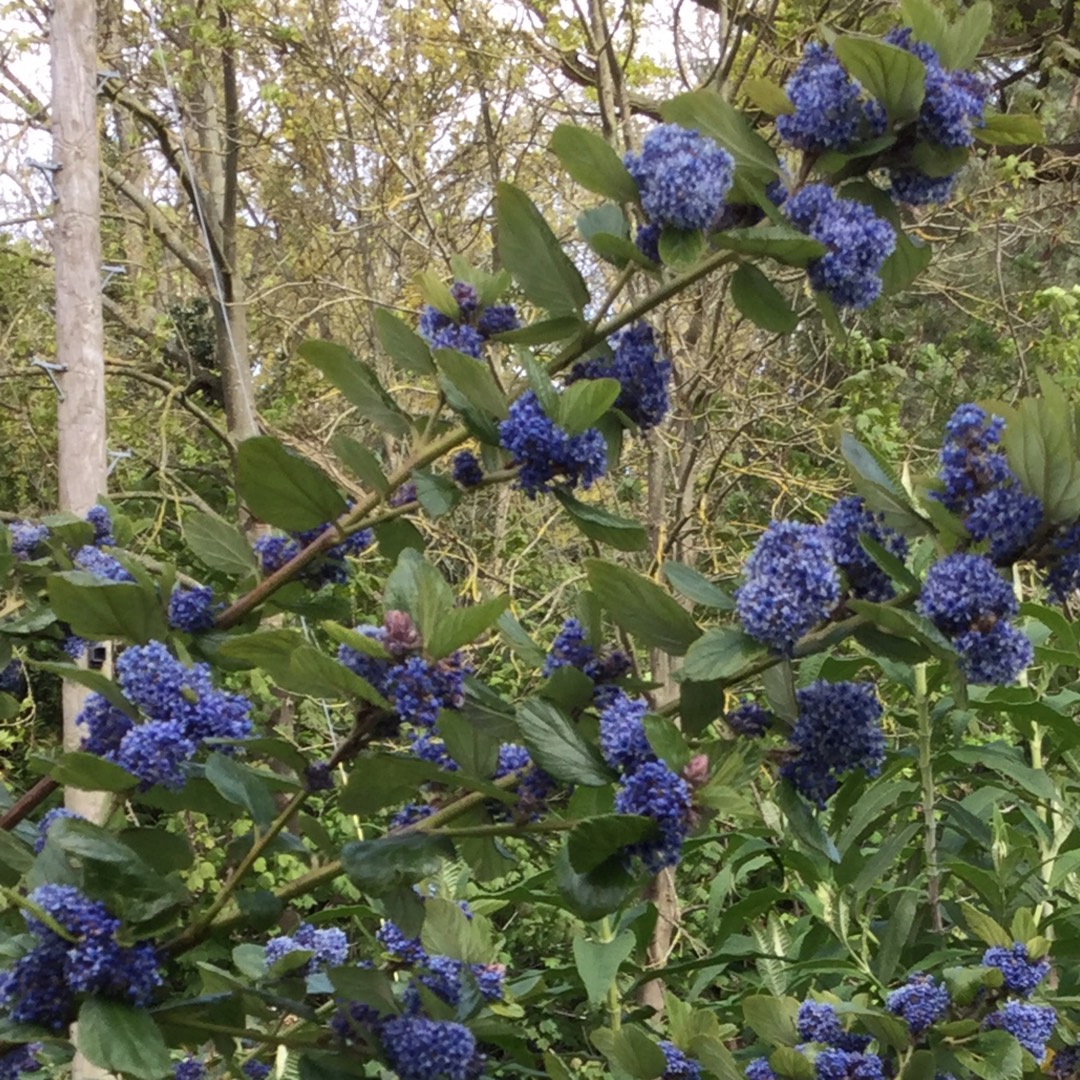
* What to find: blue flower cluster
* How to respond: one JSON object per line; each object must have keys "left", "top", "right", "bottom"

{"left": 265, "top": 923, "right": 349, "bottom": 974}
{"left": 494, "top": 742, "right": 556, "bottom": 819}
{"left": 614, "top": 760, "right": 693, "bottom": 873}
{"left": 543, "top": 617, "right": 631, "bottom": 694}
{"left": 917, "top": 554, "right": 1032, "bottom": 684}
{"left": 418, "top": 281, "right": 519, "bottom": 359}
{"left": 74, "top": 544, "right": 134, "bottom": 582}
{"left": 9, "top": 521, "right": 49, "bottom": 561}
{"left": 599, "top": 691, "right": 654, "bottom": 773}
{"left": 889, "top": 168, "right": 957, "bottom": 207}
{"left": 776, "top": 43, "right": 884, "bottom": 151}
{"left": 745, "top": 1058, "right": 775, "bottom": 1080}
{"left": 725, "top": 699, "right": 773, "bottom": 737}
{"left": 983, "top": 943, "right": 1050, "bottom": 997}
{"left": 568, "top": 323, "right": 672, "bottom": 432}
{"left": 241, "top": 1062, "right": 271, "bottom": 1080}
{"left": 886, "top": 973, "right": 950, "bottom": 1034}
{"left": 0, "top": 659, "right": 24, "bottom": 696}
{"left": 379, "top": 1016, "right": 483, "bottom": 1080}
{"left": 984, "top": 1001, "right": 1057, "bottom": 1061}
{"left": 451, "top": 450, "right": 485, "bottom": 489}
{"left": 389, "top": 482, "right": 418, "bottom": 508}
{"left": 624, "top": 124, "right": 735, "bottom": 232}
{"left": 1049, "top": 1046, "right": 1080, "bottom": 1078}
{"left": 736, "top": 521, "right": 840, "bottom": 654}
{"left": 823, "top": 496, "right": 909, "bottom": 601}
{"left": 636, "top": 221, "right": 662, "bottom": 262}
{"left": 815, "top": 1048, "right": 886, "bottom": 1080}
{"left": 659, "top": 1041, "right": 702, "bottom": 1080}
{"left": 167, "top": 584, "right": 216, "bottom": 633}
{"left": 797, "top": 1001, "right": 871, "bottom": 1051}
{"left": 253, "top": 513, "right": 373, "bottom": 589}
{"left": 0, "top": 885, "right": 161, "bottom": 1029}
{"left": 0, "top": 1045, "right": 41, "bottom": 1080}
{"left": 781, "top": 681, "right": 885, "bottom": 807}
{"left": 935, "top": 404, "right": 1043, "bottom": 563}
{"left": 785, "top": 185, "right": 896, "bottom": 309}
{"left": 499, "top": 390, "right": 607, "bottom": 498}
{"left": 32, "top": 808, "right": 83, "bottom": 854}
{"left": 173, "top": 1059, "right": 205, "bottom": 1080}
{"left": 78, "top": 641, "right": 253, "bottom": 789}
{"left": 1046, "top": 521, "right": 1080, "bottom": 602}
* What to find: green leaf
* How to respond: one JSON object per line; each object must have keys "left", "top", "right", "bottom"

{"left": 839, "top": 431, "right": 927, "bottom": 533}
{"left": 588, "top": 231, "right": 658, "bottom": 270}
{"left": 412, "top": 468, "right": 460, "bottom": 519}
{"left": 976, "top": 112, "right": 1045, "bottom": 146}
{"left": 770, "top": 1046, "right": 815, "bottom": 1080}
{"left": 237, "top": 436, "right": 347, "bottom": 532}
{"left": 373, "top": 308, "right": 436, "bottom": 376}
{"left": 713, "top": 227, "right": 826, "bottom": 266}
{"left": 494, "top": 316, "right": 584, "bottom": 345}
{"left": 662, "top": 562, "right": 733, "bottom": 609}
{"left": 940, "top": 1, "right": 992, "bottom": 70}
{"left": 899, "top": 0, "right": 949, "bottom": 52}
{"left": 873, "top": 888, "right": 919, "bottom": 983}
{"left": 953, "top": 1030, "right": 1023, "bottom": 1080}
{"left": 30, "top": 661, "right": 136, "bottom": 716}
{"left": 730, "top": 263, "right": 799, "bottom": 332}
{"left": 910, "top": 142, "right": 970, "bottom": 178}
{"left": 553, "top": 490, "right": 648, "bottom": 552}
{"left": 374, "top": 519, "right": 426, "bottom": 561}
{"left": 184, "top": 513, "right": 256, "bottom": 577}
{"left": 384, "top": 549, "right": 455, "bottom": 640}
{"left": 47, "top": 572, "right": 167, "bottom": 644}
{"left": 742, "top": 995, "right": 800, "bottom": 1046}
{"left": 777, "top": 782, "right": 841, "bottom": 862}
{"left": 341, "top": 834, "right": 454, "bottom": 894}
{"left": 416, "top": 270, "right": 460, "bottom": 316}
{"left": 960, "top": 903, "right": 1012, "bottom": 947}
{"left": 742, "top": 77, "right": 793, "bottom": 116}
{"left": 421, "top": 897, "right": 495, "bottom": 963}
{"left": 497, "top": 611, "right": 546, "bottom": 666}
{"left": 556, "top": 378, "right": 620, "bottom": 435}
{"left": 496, "top": 182, "right": 589, "bottom": 315}
{"left": 659, "top": 227, "right": 705, "bottom": 269}
{"left": 881, "top": 231, "right": 933, "bottom": 296}
{"left": 568, "top": 814, "right": 657, "bottom": 872}
{"left": 586, "top": 559, "right": 702, "bottom": 655}
{"left": 78, "top": 998, "right": 171, "bottom": 1080}
{"left": 51, "top": 751, "right": 138, "bottom": 792}
{"left": 204, "top": 753, "right": 277, "bottom": 829}
{"left": 578, "top": 203, "right": 629, "bottom": 243}
{"left": 297, "top": 340, "right": 410, "bottom": 435}
{"left": 434, "top": 348, "right": 508, "bottom": 419}
{"left": 591, "top": 1025, "right": 667, "bottom": 1079}
{"left": 833, "top": 38, "right": 926, "bottom": 124}
{"left": 327, "top": 967, "right": 400, "bottom": 1018}
{"left": 329, "top": 434, "right": 390, "bottom": 495}
{"left": 682, "top": 627, "right": 768, "bottom": 682}
{"left": 660, "top": 91, "right": 779, "bottom": 179}
{"left": 573, "top": 930, "right": 636, "bottom": 1004}
{"left": 847, "top": 601, "right": 955, "bottom": 659}
{"left": 550, "top": 125, "right": 638, "bottom": 203}
{"left": 516, "top": 698, "right": 613, "bottom": 786}
{"left": 426, "top": 597, "right": 510, "bottom": 659}
{"left": 644, "top": 715, "right": 691, "bottom": 772}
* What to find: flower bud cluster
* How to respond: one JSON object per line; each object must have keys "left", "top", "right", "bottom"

{"left": 543, "top": 617, "right": 631, "bottom": 701}
{"left": 253, "top": 504, "right": 372, "bottom": 589}
{"left": 264, "top": 923, "right": 349, "bottom": 975}
{"left": 418, "top": 281, "right": 519, "bottom": 359}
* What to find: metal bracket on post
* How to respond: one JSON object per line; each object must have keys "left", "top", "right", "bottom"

{"left": 106, "top": 448, "right": 132, "bottom": 476}
{"left": 29, "top": 358, "right": 68, "bottom": 400}
{"left": 96, "top": 70, "right": 120, "bottom": 93}
{"left": 101, "top": 263, "right": 126, "bottom": 290}
{"left": 26, "top": 158, "right": 62, "bottom": 201}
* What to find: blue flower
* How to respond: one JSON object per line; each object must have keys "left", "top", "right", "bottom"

{"left": 390, "top": 802, "right": 435, "bottom": 829}
{"left": 953, "top": 620, "right": 1033, "bottom": 685}
{"left": 379, "top": 1016, "right": 482, "bottom": 1080}
{"left": 823, "top": 496, "right": 909, "bottom": 601}
{"left": 174, "top": 1059, "right": 205, "bottom": 1080}
{"left": 377, "top": 920, "right": 429, "bottom": 966}
{"left": 736, "top": 521, "right": 840, "bottom": 654}
{"left": 726, "top": 699, "right": 773, "bottom": 737}
{"left": 241, "top": 1062, "right": 271, "bottom": 1080}
{"left": 624, "top": 125, "right": 735, "bottom": 231}
{"left": 917, "top": 554, "right": 1017, "bottom": 636}
{"left": 9, "top": 521, "right": 49, "bottom": 560}
{"left": 886, "top": 973, "right": 950, "bottom": 1034}
{"left": 74, "top": 545, "right": 134, "bottom": 582}
{"left": 890, "top": 168, "right": 957, "bottom": 206}
{"left": 0, "top": 659, "right": 24, "bottom": 695}
{"left": 499, "top": 391, "right": 607, "bottom": 498}
{"left": 77, "top": 694, "right": 134, "bottom": 756}
{"left": 659, "top": 1041, "right": 702, "bottom": 1080}
{"left": 452, "top": 451, "right": 484, "bottom": 488}
{"left": 776, "top": 43, "right": 875, "bottom": 151}
{"left": 265, "top": 923, "right": 348, "bottom": 974}
{"left": 477, "top": 305, "right": 519, "bottom": 337}
{"left": 797, "top": 1001, "right": 871, "bottom": 1051}
{"left": 982, "top": 943, "right": 1050, "bottom": 996}
{"left": 33, "top": 808, "right": 83, "bottom": 854}
{"left": 62, "top": 634, "right": 87, "bottom": 660}
{"left": 569, "top": 323, "right": 672, "bottom": 431}
{"left": 745, "top": 1058, "right": 775, "bottom": 1080}
{"left": 116, "top": 719, "right": 197, "bottom": 790}
{"left": 614, "top": 761, "right": 692, "bottom": 872}
{"left": 636, "top": 222, "right": 662, "bottom": 262}
{"left": 785, "top": 185, "right": 896, "bottom": 310}
{"left": 599, "top": 691, "right": 654, "bottom": 774}
{"left": 1045, "top": 521, "right": 1080, "bottom": 602}
{"left": 0, "top": 1044, "right": 41, "bottom": 1080}
{"left": 85, "top": 505, "right": 115, "bottom": 546}
{"left": 304, "top": 761, "right": 334, "bottom": 791}
{"left": 983, "top": 1001, "right": 1057, "bottom": 1061}
{"left": 781, "top": 681, "right": 885, "bottom": 807}
{"left": 168, "top": 584, "right": 216, "bottom": 633}
{"left": 965, "top": 485, "right": 1043, "bottom": 564}
{"left": 814, "top": 1049, "right": 886, "bottom": 1080}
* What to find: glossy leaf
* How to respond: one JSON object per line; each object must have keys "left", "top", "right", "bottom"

{"left": 742, "top": 77, "right": 793, "bottom": 116}
{"left": 372, "top": 308, "right": 436, "bottom": 376}
{"left": 834, "top": 38, "right": 926, "bottom": 123}
{"left": 682, "top": 627, "right": 767, "bottom": 682}
{"left": 659, "top": 226, "right": 705, "bottom": 269}
{"left": 730, "top": 263, "right": 799, "bottom": 332}
{"left": 554, "top": 490, "right": 648, "bottom": 552}
{"left": 662, "top": 562, "right": 734, "bottom": 609}
{"left": 550, "top": 124, "right": 638, "bottom": 203}
{"left": 899, "top": 0, "right": 948, "bottom": 52}
{"left": 184, "top": 513, "right": 256, "bottom": 577}
{"left": 516, "top": 698, "right": 613, "bottom": 786}
{"left": 236, "top": 436, "right": 347, "bottom": 531}
{"left": 941, "top": 1, "right": 993, "bottom": 70}
{"left": 297, "top": 340, "right": 410, "bottom": 435}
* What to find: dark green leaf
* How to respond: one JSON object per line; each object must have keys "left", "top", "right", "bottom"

{"left": 586, "top": 559, "right": 702, "bottom": 655}
{"left": 416, "top": 270, "right": 460, "bottom": 316}
{"left": 205, "top": 753, "right": 277, "bottom": 829}
{"left": 573, "top": 930, "right": 636, "bottom": 1004}
{"left": 494, "top": 316, "right": 583, "bottom": 345}
{"left": 517, "top": 698, "right": 613, "bottom": 786}
{"left": 881, "top": 231, "right": 933, "bottom": 296}
{"left": 568, "top": 814, "right": 657, "bottom": 872}
{"left": 554, "top": 490, "right": 648, "bottom": 552}
{"left": 644, "top": 715, "right": 691, "bottom": 772}
{"left": 184, "top": 513, "right": 256, "bottom": 577}
{"left": 588, "top": 231, "right": 658, "bottom": 270}
{"left": 847, "top": 601, "right": 955, "bottom": 659}
{"left": 660, "top": 91, "right": 779, "bottom": 179}
{"left": 237, "top": 436, "right": 347, "bottom": 532}
{"left": 776, "top": 782, "right": 840, "bottom": 862}
{"left": 496, "top": 182, "right": 589, "bottom": 315}
{"left": 833, "top": 38, "right": 926, "bottom": 123}
{"left": 550, "top": 125, "right": 638, "bottom": 203}
{"left": 329, "top": 435, "right": 390, "bottom": 495}
{"left": 659, "top": 227, "right": 705, "bottom": 269}
{"left": 873, "top": 888, "right": 919, "bottom": 983}
{"left": 0, "top": 830, "right": 34, "bottom": 874}
{"left": 384, "top": 549, "right": 455, "bottom": 640}
{"left": 578, "top": 203, "right": 629, "bottom": 243}
{"left": 556, "top": 378, "right": 620, "bottom": 435}
{"left": 730, "top": 263, "right": 799, "bottom": 332}
{"left": 412, "top": 468, "right": 460, "bottom": 519}
{"left": 47, "top": 572, "right": 167, "bottom": 644}
{"left": 426, "top": 597, "right": 509, "bottom": 659}
{"left": 297, "top": 341, "right": 410, "bottom": 436}
{"left": 372, "top": 308, "right": 436, "bottom": 376}
{"left": 682, "top": 627, "right": 767, "bottom": 682}
{"left": 327, "top": 967, "right": 400, "bottom": 1017}
{"left": 910, "top": 142, "right": 969, "bottom": 178}
{"left": 713, "top": 227, "right": 826, "bottom": 267}
{"left": 434, "top": 348, "right": 508, "bottom": 418}
{"left": 30, "top": 661, "right": 136, "bottom": 716}
{"left": 51, "top": 751, "right": 137, "bottom": 792}
{"left": 662, "top": 562, "right": 733, "bottom": 609}
{"left": 78, "top": 998, "right": 171, "bottom": 1080}
{"left": 976, "top": 112, "right": 1044, "bottom": 146}
{"left": 953, "top": 1030, "right": 1023, "bottom": 1080}
{"left": 839, "top": 431, "right": 927, "bottom": 533}
{"left": 374, "top": 519, "right": 426, "bottom": 561}
{"left": 341, "top": 834, "right": 454, "bottom": 894}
